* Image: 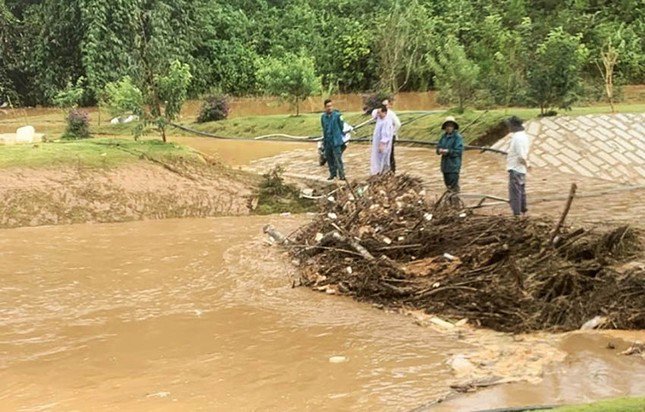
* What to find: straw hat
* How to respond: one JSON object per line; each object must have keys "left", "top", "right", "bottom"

{"left": 441, "top": 116, "right": 459, "bottom": 130}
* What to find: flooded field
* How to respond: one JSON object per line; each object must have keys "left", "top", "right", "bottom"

{"left": 1, "top": 101, "right": 644, "bottom": 410}
{"left": 0, "top": 217, "right": 643, "bottom": 411}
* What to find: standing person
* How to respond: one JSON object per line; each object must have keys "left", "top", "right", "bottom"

{"left": 506, "top": 116, "right": 530, "bottom": 216}
{"left": 370, "top": 105, "right": 395, "bottom": 175}
{"left": 372, "top": 98, "right": 402, "bottom": 173}
{"left": 382, "top": 99, "right": 401, "bottom": 173}
{"left": 436, "top": 116, "right": 464, "bottom": 192}
{"left": 320, "top": 99, "right": 346, "bottom": 181}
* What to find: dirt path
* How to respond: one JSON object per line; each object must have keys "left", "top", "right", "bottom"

{"left": 246, "top": 147, "right": 645, "bottom": 229}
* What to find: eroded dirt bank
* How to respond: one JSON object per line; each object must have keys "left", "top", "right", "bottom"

{"left": 0, "top": 158, "right": 253, "bottom": 229}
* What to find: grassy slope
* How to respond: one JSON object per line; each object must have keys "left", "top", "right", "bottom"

{"left": 553, "top": 397, "right": 645, "bottom": 411}
{"left": 178, "top": 103, "right": 645, "bottom": 145}
{"left": 0, "top": 138, "right": 199, "bottom": 169}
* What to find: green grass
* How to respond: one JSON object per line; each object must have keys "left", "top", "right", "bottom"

{"left": 0, "top": 138, "right": 199, "bottom": 169}
{"left": 162, "top": 103, "right": 645, "bottom": 145}
{"left": 1, "top": 103, "right": 643, "bottom": 168}
{"left": 552, "top": 397, "right": 645, "bottom": 411}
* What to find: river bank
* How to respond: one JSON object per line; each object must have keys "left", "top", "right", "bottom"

{"left": 0, "top": 139, "right": 254, "bottom": 229}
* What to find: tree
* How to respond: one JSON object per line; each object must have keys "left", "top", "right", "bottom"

{"left": 153, "top": 60, "right": 192, "bottom": 141}
{"left": 104, "top": 76, "right": 144, "bottom": 121}
{"left": 591, "top": 21, "right": 643, "bottom": 111}
{"left": 80, "top": 0, "right": 139, "bottom": 101}
{"left": 256, "top": 53, "right": 321, "bottom": 116}
{"left": 53, "top": 78, "right": 91, "bottom": 139}
{"left": 527, "top": 28, "right": 589, "bottom": 114}
{"left": 477, "top": 15, "right": 532, "bottom": 107}
{"left": 104, "top": 60, "right": 191, "bottom": 142}
{"left": 53, "top": 78, "right": 86, "bottom": 110}
{"left": 429, "top": 36, "right": 480, "bottom": 112}
{"left": 598, "top": 40, "right": 619, "bottom": 112}
{"left": 374, "top": 0, "right": 434, "bottom": 92}
{"left": 0, "top": 0, "right": 17, "bottom": 103}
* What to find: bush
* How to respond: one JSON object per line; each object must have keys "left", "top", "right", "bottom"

{"left": 63, "top": 109, "right": 91, "bottom": 139}
{"left": 197, "top": 94, "right": 230, "bottom": 123}
{"left": 254, "top": 166, "right": 316, "bottom": 215}
{"left": 362, "top": 91, "right": 392, "bottom": 114}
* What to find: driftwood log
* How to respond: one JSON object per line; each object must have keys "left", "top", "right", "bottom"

{"left": 550, "top": 183, "right": 578, "bottom": 245}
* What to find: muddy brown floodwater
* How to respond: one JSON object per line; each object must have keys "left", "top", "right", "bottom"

{"left": 1, "top": 216, "right": 643, "bottom": 411}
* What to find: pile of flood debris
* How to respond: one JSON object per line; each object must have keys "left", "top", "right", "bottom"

{"left": 280, "top": 174, "right": 644, "bottom": 333}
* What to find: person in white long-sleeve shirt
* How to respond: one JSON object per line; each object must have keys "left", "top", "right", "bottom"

{"left": 372, "top": 99, "right": 401, "bottom": 173}
{"left": 370, "top": 105, "right": 394, "bottom": 175}
{"left": 506, "top": 116, "right": 531, "bottom": 216}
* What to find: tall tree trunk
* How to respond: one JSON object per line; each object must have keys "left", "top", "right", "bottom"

{"left": 599, "top": 43, "right": 618, "bottom": 114}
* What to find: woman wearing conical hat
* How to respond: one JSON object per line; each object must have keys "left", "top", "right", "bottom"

{"left": 436, "top": 116, "right": 464, "bottom": 193}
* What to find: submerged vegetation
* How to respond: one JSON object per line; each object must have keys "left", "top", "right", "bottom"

{"left": 253, "top": 166, "right": 317, "bottom": 215}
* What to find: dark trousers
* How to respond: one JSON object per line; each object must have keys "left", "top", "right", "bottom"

{"left": 390, "top": 135, "right": 397, "bottom": 173}
{"left": 325, "top": 144, "right": 345, "bottom": 179}
{"left": 443, "top": 172, "right": 460, "bottom": 193}
{"left": 509, "top": 170, "right": 527, "bottom": 215}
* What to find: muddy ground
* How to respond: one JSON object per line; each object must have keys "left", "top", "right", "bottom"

{"left": 0, "top": 158, "right": 253, "bottom": 229}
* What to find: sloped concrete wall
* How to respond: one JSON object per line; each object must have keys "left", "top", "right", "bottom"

{"left": 491, "top": 113, "right": 645, "bottom": 185}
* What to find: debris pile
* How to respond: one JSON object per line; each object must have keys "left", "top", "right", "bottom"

{"left": 286, "top": 174, "right": 644, "bottom": 333}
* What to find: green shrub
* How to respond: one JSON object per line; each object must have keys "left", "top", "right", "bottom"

{"left": 254, "top": 166, "right": 316, "bottom": 215}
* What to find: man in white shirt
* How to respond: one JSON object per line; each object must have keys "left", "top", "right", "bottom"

{"left": 372, "top": 98, "right": 401, "bottom": 173}
{"left": 506, "top": 116, "right": 530, "bottom": 216}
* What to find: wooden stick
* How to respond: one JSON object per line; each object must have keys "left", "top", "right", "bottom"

{"left": 263, "top": 224, "right": 289, "bottom": 245}
{"left": 315, "top": 230, "right": 375, "bottom": 261}
{"left": 550, "top": 183, "right": 578, "bottom": 245}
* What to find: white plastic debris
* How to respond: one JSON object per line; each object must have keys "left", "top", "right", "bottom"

{"left": 432, "top": 282, "right": 441, "bottom": 288}
{"left": 430, "top": 317, "right": 456, "bottom": 330}
{"left": 398, "top": 236, "right": 405, "bottom": 241}
{"left": 382, "top": 237, "right": 392, "bottom": 245}
{"left": 329, "top": 356, "right": 348, "bottom": 364}
{"left": 327, "top": 196, "right": 336, "bottom": 203}
{"left": 581, "top": 316, "right": 607, "bottom": 330}
{"left": 327, "top": 212, "right": 338, "bottom": 220}
{"left": 459, "top": 213, "right": 467, "bottom": 218}
{"left": 301, "top": 188, "right": 314, "bottom": 197}
{"left": 443, "top": 253, "right": 457, "bottom": 261}
{"left": 315, "top": 233, "right": 324, "bottom": 242}
{"left": 448, "top": 355, "right": 475, "bottom": 374}
{"left": 346, "top": 267, "right": 353, "bottom": 274}
{"left": 424, "top": 213, "right": 433, "bottom": 221}
{"left": 147, "top": 392, "right": 171, "bottom": 398}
